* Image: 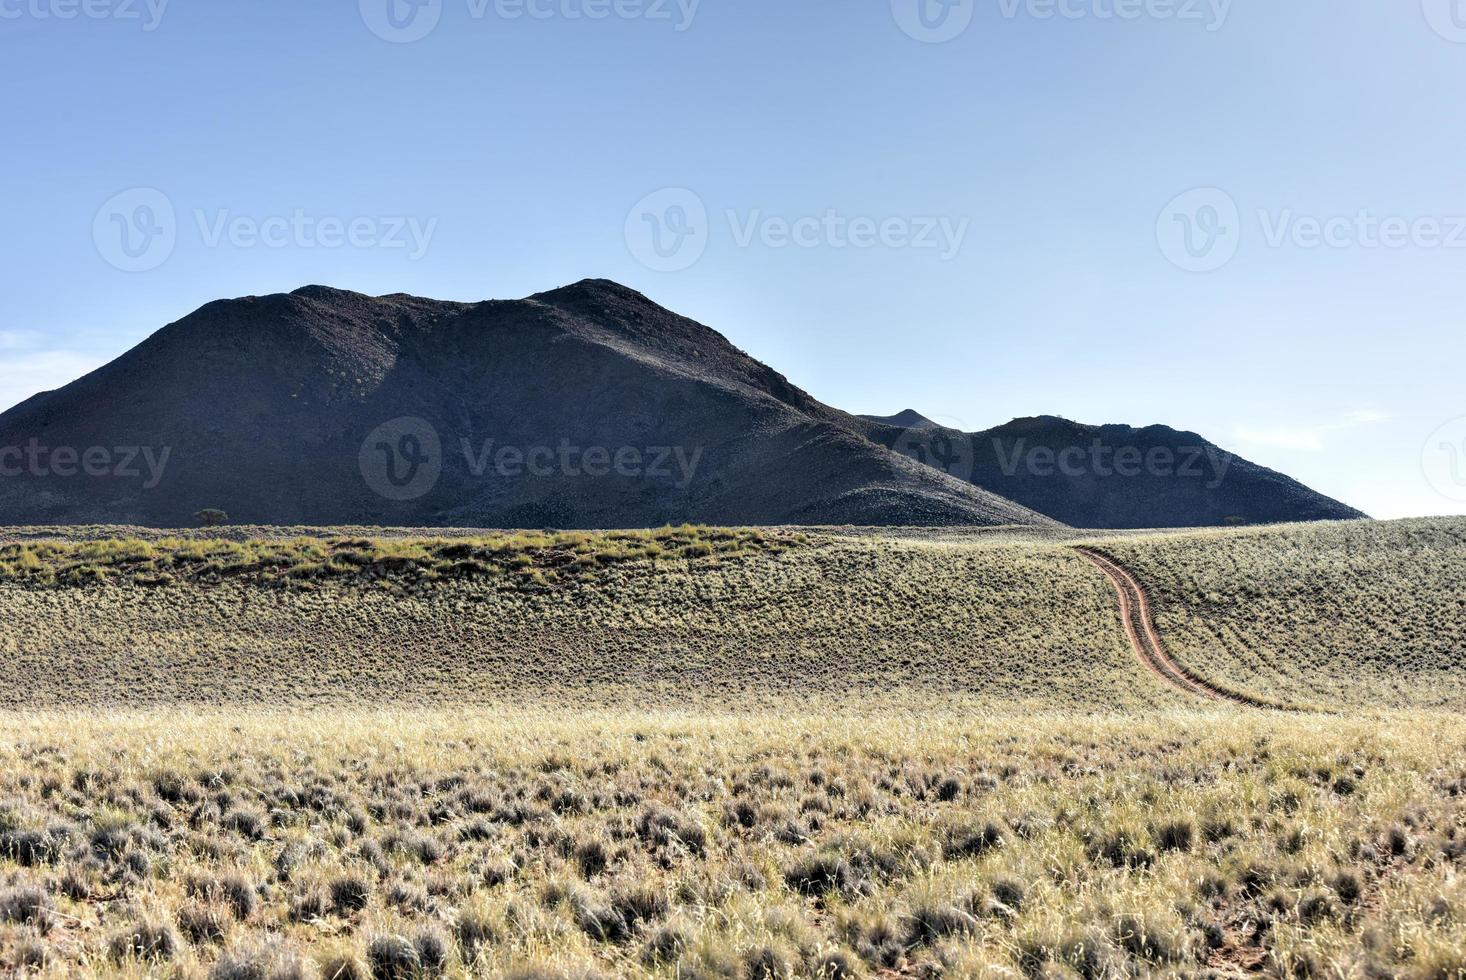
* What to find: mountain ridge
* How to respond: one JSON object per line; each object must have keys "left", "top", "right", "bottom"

{"left": 0, "top": 280, "right": 1364, "bottom": 530}
{"left": 0, "top": 281, "right": 1052, "bottom": 529}
{"left": 861, "top": 409, "right": 939, "bottom": 430}
{"left": 867, "top": 412, "right": 1366, "bottom": 528}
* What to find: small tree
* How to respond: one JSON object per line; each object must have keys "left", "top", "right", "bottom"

{"left": 195, "top": 509, "right": 230, "bottom": 527}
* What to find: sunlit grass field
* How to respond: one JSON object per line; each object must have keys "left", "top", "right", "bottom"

{"left": 2, "top": 518, "right": 1464, "bottom": 977}
{"left": 0, "top": 526, "right": 1166, "bottom": 712}
{"left": 3, "top": 711, "right": 1466, "bottom": 978}
{"left": 1096, "top": 517, "right": 1466, "bottom": 710}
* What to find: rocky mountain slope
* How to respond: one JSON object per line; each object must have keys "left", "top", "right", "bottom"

{"left": 0, "top": 281, "right": 1050, "bottom": 528}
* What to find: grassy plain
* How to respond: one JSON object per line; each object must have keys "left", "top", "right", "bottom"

{"left": 1095, "top": 518, "right": 1466, "bottom": 710}
{"left": 2, "top": 518, "right": 1464, "bottom": 977}
{"left": 0, "top": 526, "right": 1163, "bottom": 712}
{"left": 5, "top": 712, "right": 1466, "bottom": 979}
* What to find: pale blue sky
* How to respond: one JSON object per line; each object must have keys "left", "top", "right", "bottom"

{"left": 3, "top": 0, "right": 1465, "bottom": 518}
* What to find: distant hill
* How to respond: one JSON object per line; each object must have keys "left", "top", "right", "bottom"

{"left": 0, "top": 281, "right": 1050, "bottom": 529}
{"left": 865, "top": 413, "right": 1366, "bottom": 529}
{"left": 860, "top": 409, "right": 939, "bottom": 429}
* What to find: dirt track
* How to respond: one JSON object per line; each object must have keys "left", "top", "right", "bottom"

{"left": 1076, "top": 547, "right": 1271, "bottom": 708}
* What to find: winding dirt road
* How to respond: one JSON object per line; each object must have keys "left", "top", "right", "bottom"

{"left": 1075, "top": 547, "right": 1269, "bottom": 708}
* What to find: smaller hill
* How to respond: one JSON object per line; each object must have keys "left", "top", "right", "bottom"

{"left": 865, "top": 414, "right": 1366, "bottom": 529}
{"left": 860, "top": 409, "right": 940, "bottom": 429}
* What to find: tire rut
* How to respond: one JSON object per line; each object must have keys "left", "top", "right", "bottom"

{"left": 1075, "top": 547, "right": 1277, "bottom": 709}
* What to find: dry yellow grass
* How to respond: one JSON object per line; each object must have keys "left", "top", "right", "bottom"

{"left": 3, "top": 710, "right": 1466, "bottom": 978}
{"left": 6, "top": 518, "right": 1461, "bottom": 713}
{"left": 3, "top": 518, "right": 1465, "bottom": 977}
{"left": 0, "top": 529, "right": 1165, "bottom": 712}
{"left": 1094, "top": 518, "right": 1466, "bottom": 710}
{"left": 0, "top": 527, "right": 793, "bottom": 589}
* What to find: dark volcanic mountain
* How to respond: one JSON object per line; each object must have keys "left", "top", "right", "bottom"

{"left": 0, "top": 281, "right": 1367, "bottom": 530}
{"left": 865, "top": 414, "right": 1366, "bottom": 529}
{"left": 0, "top": 281, "right": 1053, "bottom": 529}
{"left": 861, "top": 409, "right": 939, "bottom": 430}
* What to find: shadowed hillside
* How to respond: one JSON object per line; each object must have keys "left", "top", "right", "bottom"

{"left": 0, "top": 281, "right": 1048, "bottom": 529}
{"left": 0, "top": 280, "right": 1365, "bottom": 530}
{"left": 868, "top": 414, "right": 1366, "bottom": 529}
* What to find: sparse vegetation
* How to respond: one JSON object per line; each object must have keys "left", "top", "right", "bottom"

{"left": 1, "top": 518, "right": 1463, "bottom": 976}
{"left": 0, "top": 527, "right": 1159, "bottom": 711}
{"left": 1094, "top": 517, "right": 1466, "bottom": 709}
{"left": 0, "top": 711, "right": 1464, "bottom": 977}
{"left": 0, "top": 525, "right": 795, "bottom": 591}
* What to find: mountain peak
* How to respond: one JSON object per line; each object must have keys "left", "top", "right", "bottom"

{"left": 530, "top": 278, "right": 654, "bottom": 307}
{"left": 290, "top": 284, "right": 360, "bottom": 300}
{"left": 0, "top": 283, "right": 1050, "bottom": 530}
{"left": 0, "top": 283, "right": 1365, "bottom": 531}
{"left": 861, "top": 409, "right": 940, "bottom": 430}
